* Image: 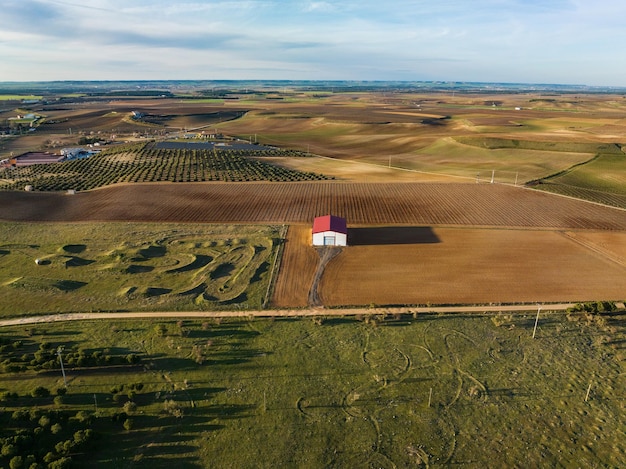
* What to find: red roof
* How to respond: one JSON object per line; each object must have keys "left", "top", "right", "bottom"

{"left": 312, "top": 215, "right": 347, "bottom": 234}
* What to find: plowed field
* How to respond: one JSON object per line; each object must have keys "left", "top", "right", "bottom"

{"left": 1, "top": 182, "right": 625, "bottom": 230}
{"left": 318, "top": 227, "right": 626, "bottom": 306}
{"left": 271, "top": 225, "right": 318, "bottom": 307}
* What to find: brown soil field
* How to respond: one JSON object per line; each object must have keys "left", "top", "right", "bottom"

{"left": 317, "top": 227, "right": 626, "bottom": 306}
{"left": 1, "top": 182, "right": 624, "bottom": 230}
{"left": 255, "top": 156, "right": 462, "bottom": 182}
{"left": 271, "top": 225, "right": 319, "bottom": 307}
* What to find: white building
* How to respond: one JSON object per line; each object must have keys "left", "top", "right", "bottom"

{"left": 312, "top": 215, "right": 348, "bottom": 246}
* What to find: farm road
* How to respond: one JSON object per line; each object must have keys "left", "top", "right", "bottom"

{"left": 0, "top": 304, "right": 577, "bottom": 327}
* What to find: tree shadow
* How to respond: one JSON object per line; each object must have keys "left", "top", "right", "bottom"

{"left": 64, "top": 256, "right": 95, "bottom": 267}
{"left": 55, "top": 279, "right": 88, "bottom": 291}
{"left": 127, "top": 264, "right": 155, "bottom": 274}
{"left": 348, "top": 226, "right": 440, "bottom": 246}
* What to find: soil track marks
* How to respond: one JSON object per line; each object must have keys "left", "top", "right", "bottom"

{"left": 1, "top": 182, "right": 624, "bottom": 230}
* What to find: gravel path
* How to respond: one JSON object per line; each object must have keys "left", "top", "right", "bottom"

{"left": 0, "top": 303, "right": 577, "bottom": 327}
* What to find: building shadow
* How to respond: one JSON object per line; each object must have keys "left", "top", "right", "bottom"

{"left": 348, "top": 226, "right": 440, "bottom": 246}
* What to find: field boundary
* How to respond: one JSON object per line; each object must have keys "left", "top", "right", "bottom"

{"left": 0, "top": 303, "right": 580, "bottom": 327}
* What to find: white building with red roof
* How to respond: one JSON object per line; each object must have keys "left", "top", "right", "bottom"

{"left": 312, "top": 214, "right": 348, "bottom": 246}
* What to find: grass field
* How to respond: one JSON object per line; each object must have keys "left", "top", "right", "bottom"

{"left": 2, "top": 311, "right": 626, "bottom": 467}
{"left": 535, "top": 153, "right": 626, "bottom": 207}
{"left": 404, "top": 137, "right": 596, "bottom": 183}
{"left": 0, "top": 95, "right": 42, "bottom": 101}
{"left": 0, "top": 222, "right": 281, "bottom": 317}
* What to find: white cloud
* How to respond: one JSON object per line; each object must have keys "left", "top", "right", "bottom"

{"left": 1, "top": 0, "right": 626, "bottom": 84}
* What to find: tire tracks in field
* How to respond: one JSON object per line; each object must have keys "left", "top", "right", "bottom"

{"left": 560, "top": 231, "right": 626, "bottom": 268}
{"left": 308, "top": 246, "right": 343, "bottom": 307}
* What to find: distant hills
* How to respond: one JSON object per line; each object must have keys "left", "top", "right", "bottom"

{"left": 1, "top": 80, "right": 625, "bottom": 95}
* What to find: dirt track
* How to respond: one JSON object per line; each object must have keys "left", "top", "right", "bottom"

{"left": 0, "top": 303, "right": 577, "bottom": 327}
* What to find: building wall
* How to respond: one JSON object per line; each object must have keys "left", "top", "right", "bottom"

{"left": 312, "top": 230, "right": 347, "bottom": 246}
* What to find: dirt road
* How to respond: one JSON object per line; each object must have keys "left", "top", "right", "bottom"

{"left": 0, "top": 303, "right": 576, "bottom": 327}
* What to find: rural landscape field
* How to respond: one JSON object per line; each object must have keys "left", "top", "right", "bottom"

{"left": 1, "top": 81, "right": 625, "bottom": 467}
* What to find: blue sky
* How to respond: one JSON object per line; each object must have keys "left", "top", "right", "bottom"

{"left": 1, "top": 0, "right": 625, "bottom": 85}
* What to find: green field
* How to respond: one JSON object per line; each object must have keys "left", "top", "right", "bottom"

{"left": 1, "top": 310, "right": 625, "bottom": 467}
{"left": 0, "top": 222, "right": 282, "bottom": 317}
{"left": 0, "top": 95, "right": 42, "bottom": 101}
{"left": 535, "top": 153, "right": 626, "bottom": 208}
{"left": 404, "top": 137, "right": 597, "bottom": 183}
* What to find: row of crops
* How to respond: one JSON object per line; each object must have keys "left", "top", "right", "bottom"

{"left": 0, "top": 143, "right": 332, "bottom": 191}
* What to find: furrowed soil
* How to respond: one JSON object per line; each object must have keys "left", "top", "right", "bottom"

{"left": 318, "top": 227, "right": 626, "bottom": 306}
{"left": 1, "top": 182, "right": 625, "bottom": 230}
{"left": 271, "top": 225, "right": 319, "bottom": 307}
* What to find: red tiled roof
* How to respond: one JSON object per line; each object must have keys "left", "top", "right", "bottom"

{"left": 312, "top": 214, "right": 347, "bottom": 234}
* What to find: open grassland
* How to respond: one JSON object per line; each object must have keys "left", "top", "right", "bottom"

{"left": 0, "top": 95, "right": 42, "bottom": 101}
{"left": 1, "top": 311, "right": 626, "bottom": 467}
{"left": 535, "top": 153, "right": 626, "bottom": 208}
{"left": 402, "top": 137, "right": 597, "bottom": 184}
{"left": 0, "top": 223, "right": 281, "bottom": 318}
{"left": 317, "top": 227, "right": 626, "bottom": 307}
{"left": 1, "top": 182, "right": 624, "bottom": 230}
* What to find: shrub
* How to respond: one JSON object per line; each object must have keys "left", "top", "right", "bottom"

{"left": 31, "top": 386, "right": 50, "bottom": 398}
{"left": 51, "top": 423, "right": 62, "bottom": 435}
{"left": 9, "top": 455, "right": 23, "bottom": 469}
{"left": 123, "top": 401, "right": 137, "bottom": 413}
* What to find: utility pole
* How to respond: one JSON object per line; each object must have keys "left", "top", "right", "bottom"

{"left": 532, "top": 305, "right": 541, "bottom": 339}
{"left": 57, "top": 346, "right": 67, "bottom": 387}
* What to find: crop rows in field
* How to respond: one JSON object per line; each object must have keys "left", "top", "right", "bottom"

{"left": 2, "top": 182, "right": 625, "bottom": 230}
{"left": 534, "top": 182, "right": 626, "bottom": 209}
{"left": 0, "top": 143, "right": 331, "bottom": 191}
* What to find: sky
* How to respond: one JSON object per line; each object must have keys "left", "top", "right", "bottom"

{"left": 1, "top": 0, "right": 625, "bottom": 86}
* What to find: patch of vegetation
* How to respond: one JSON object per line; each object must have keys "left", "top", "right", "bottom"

{"left": 0, "top": 222, "right": 281, "bottom": 317}
{"left": 530, "top": 153, "right": 626, "bottom": 208}
{"left": 1, "top": 310, "right": 625, "bottom": 467}
{"left": 0, "top": 142, "right": 332, "bottom": 192}
{"left": 455, "top": 137, "right": 623, "bottom": 154}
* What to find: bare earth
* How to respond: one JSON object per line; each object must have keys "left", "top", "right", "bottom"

{"left": 318, "top": 227, "right": 626, "bottom": 306}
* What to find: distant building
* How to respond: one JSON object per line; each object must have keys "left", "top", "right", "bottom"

{"left": 9, "top": 152, "right": 63, "bottom": 167}
{"left": 312, "top": 215, "right": 348, "bottom": 246}
{"left": 60, "top": 148, "right": 97, "bottom": 160}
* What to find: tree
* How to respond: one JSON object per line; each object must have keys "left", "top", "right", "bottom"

{"left": 31, "top": 386, "right": 50, "bottom": 398}
{"left": 9, "top": 455, "right": 23, "bottom": 469}
{"left": 47, "top": 457, "right": 72, "bottom": 469}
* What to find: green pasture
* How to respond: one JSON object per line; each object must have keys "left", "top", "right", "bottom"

{"left": 400, "top": 138, "right": 595, "bottom": 183}
{"left": 0, "top": 95, "right": 42, "bottom": 101}
{"left": 0, "top": 223, "right": 282, "bottom": 317}
{"left": 534, "top": 153, "right": 626, "bottom": 208}
{"left": 543, "top": 153, "right": 626, "bottom": 195}
{"left": 1, "top": 309, "right": 625, "bottom": 467}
